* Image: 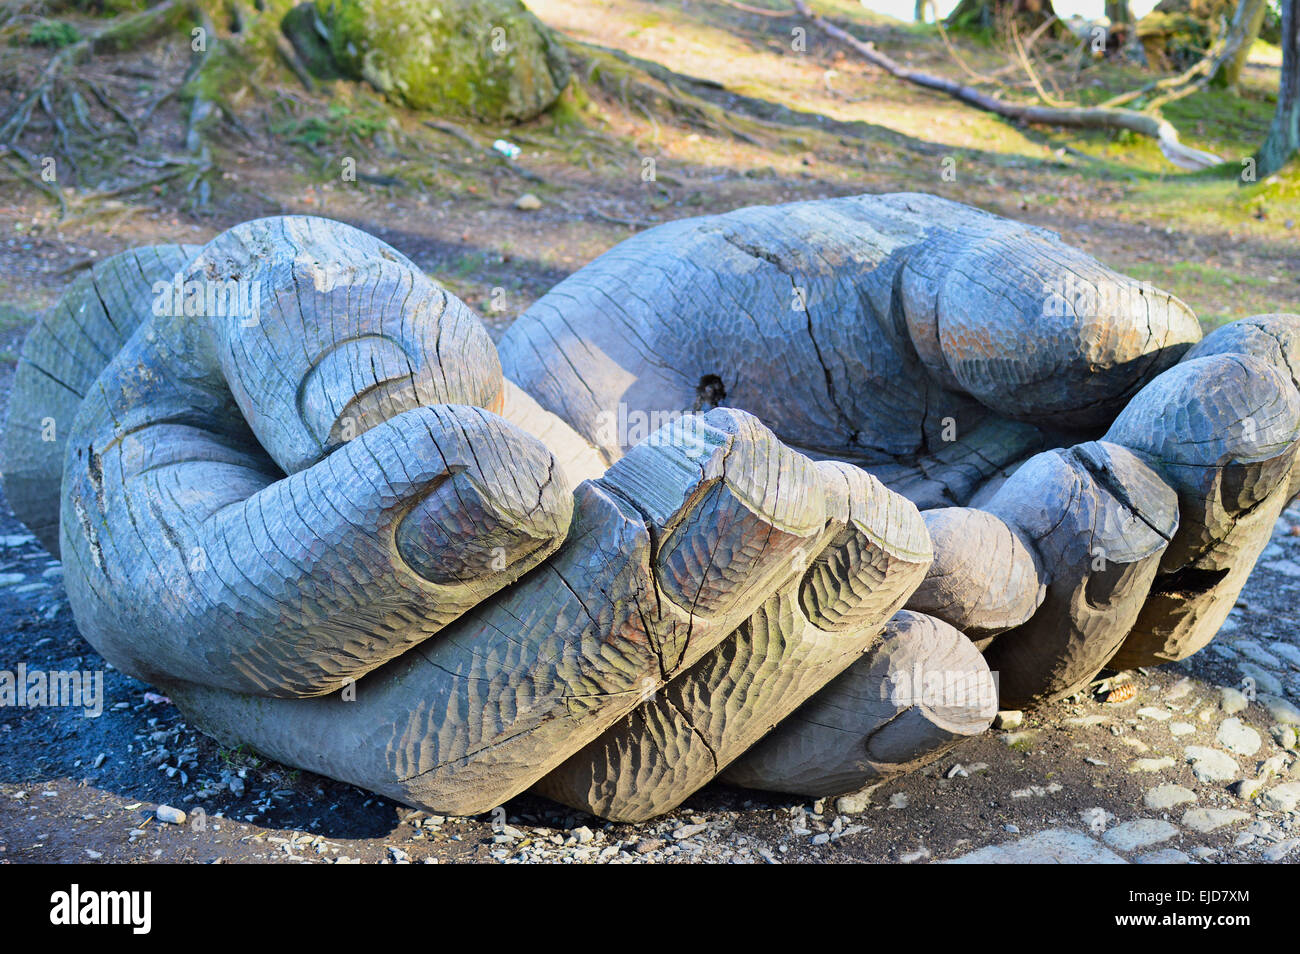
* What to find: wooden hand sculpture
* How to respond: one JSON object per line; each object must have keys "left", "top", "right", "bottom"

{"left": 5, "top": 194, "right": 1297, "bottom": 823}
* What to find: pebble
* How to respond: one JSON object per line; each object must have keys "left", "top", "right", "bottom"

{"left": 993, "top": 710, "right": 1023, "bottom": 730}
{"left": 513, "top": 193, "right": 543, "bottom": 211}
{"left": 1271, "top": 725, "right": 1298, "bottom": 750}
{"left": 1144, "top": 784, "right": 1197, "bottom": 810}
{"left": 1180, "top": 808, "right": 1249, "bottom": 834}
{"left": 888, "top": 793, "right": 909, "bottom": 809}
{"left": 1231, "top": 777, "right": 1266, "bottom": 800}
{"left": 1102, "top": 818, "right": 1178, "bottom": 852}
{"left": 1134, "top": 848, "right": 1191, "bottom": 864}
{"left": 835, "top": 791, "right": 872, "bottom": 814}
{"left": 1260, "top": 695, "right": 1300, "bottom": 725}
{"left": 155, "top": 805, "right": 186, "bottom": 825}
{"left": 1216, "top": 717, "right": 1262, "bottom": 755}
{"left": 1130, "top": 757, "right": 1176, "bottom": 773}
{"left": 945, "top": 763, "right": 969, "bottom": 778}
{"left": 899, "top": 846, "right": 930, "bottom": 863}
{"left": 1000, "top": 730, "right": 1036, "bottom": 748}
{"left": 572, "top": 826, "right": 594, "bottom": 844}
{"left": 1261, "top": 782, "right": 1300, "bottom": 812}
{"left": 1270, "top": 643, "right": 1300, "bottom": 668}
{"left": 672, "top": 823, "right": 707, "bottom": 840}
{"left": 1184, "top": 745, "right": 1239, "bottom": 782}
{"left": 1219, "top": 687, "right": 1249, "bottom": 715}
{"left": 1234, "top": 639, "right": 1282, "bottom": 668}
{"left": 1169, "top": 721, "right": 1196, "bottom": 736}
{"left": 1262, "top": 839, "right": 1299, "bottom": 861}
{"left": 1164, "top": 678, "right": 1195, "bottom": 700}
{"left": 635, "top": 838, "right": 664, "bottom": 854}
{"left": 1137, "top": 707, "right": 1170, "bottom": 721}
{"left": 1239, "top": 663, "right": 1284, "bottom": 697}
{"left": 0, "top": 573, "right": 26, "bottom": 587}
{"left": 947, "top": 829, "right": 1125, "bottom": 864}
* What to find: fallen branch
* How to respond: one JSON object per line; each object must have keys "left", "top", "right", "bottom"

{"left": 788, "top": 0, "right": 1223, "bottom": 170}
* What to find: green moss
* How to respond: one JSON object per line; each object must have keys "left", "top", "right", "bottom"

{"left": 23, "top": 19, "right": 82, "bottom": 48}
{"left": 314, "top": 0, "right": 571, "bottom": 122}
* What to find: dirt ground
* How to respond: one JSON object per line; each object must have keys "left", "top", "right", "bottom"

{"left": 0, "top": 0, "right": 1298, "bottom": 863}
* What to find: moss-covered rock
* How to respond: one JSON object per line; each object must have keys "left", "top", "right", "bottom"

{"left": 314, "top": 0, "right": 570, "bottom": 122}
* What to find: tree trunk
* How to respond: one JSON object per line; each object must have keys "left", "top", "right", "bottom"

{"left": 1258, "top": 0, "right": 1300, "bottom": 175}
{"left": 1212, "top": 0, "right": 1270, "bottom": 89}
{"left": 946, "top": 0, "right": 1057, "bottom": 33}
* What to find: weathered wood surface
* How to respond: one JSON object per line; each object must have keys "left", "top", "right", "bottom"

{"left": 906, "top": 507, "right": 1044, "bottom": 647}
{"left": 60, "top": 217, "right": 571, "bottom": 697}
{"left": 499, "top": 192, "right": 1201, "bottom": 484}
{"left": 534, "top": 462, "right": 931, "bottom": 822}
{"left": 1106, "top": 348, "right": 1300, "bottom": 668}
{"left": 169, "top": 409, "right": 861, "bottom": 815}
{"left": 722, "top": 610, "right": 997, "bottom": 797}
{"left": 6, "top": 201, "right": 1296, "bottom": 824}
{"left": 2, "top": 244, "right": 198, "bottom": 555}
{"left": 980, "top": 441, "right": 1179, "bottom": 708}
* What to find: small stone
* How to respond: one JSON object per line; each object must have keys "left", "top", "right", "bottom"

{"left": 888, "top": 793, "right": 909, "bottom": 809}
{"left": 572, "top": 826, "right": 594, "bottom": 844}
{"left": 41, "top": 566, "right": 62, "bottom": 580}
{"left": 155, "top": 805, "right": 186, "bottom": 825}
{"left": 1134, "top": 848, "right": 1191, "bottom": 864}
{"left": 1102, "top": 818, "right": 1178, "bottom": 852}
{"left": 1001, "top": 730, "right": 1037, "bottom": 748}
{"left": 1190, "top": 846, "right": 1220, "bottom": 860}
{"left": 1180, "top": 808, "right": 1249, "bottom": 834}
{"left": 228, "top": 777, "right": 245, "bottom": 796}
{"left": 388, "top": 847, "right": 409, "bottom": 863}
{"left": 1137, "top": 707, "right": 1170, "bottom": 721}
{"left": 672, "top": 823, "right": 707, "bottom": 840}
{"left": 1144, "top": 784, "right": 1197, "bottom": 810}
{"left": 0, "top": 573, "right": 26, "bottom": 587}
{"left": 635, "top": 838, "right": 664, "bottom": 854}
{"left": 1003, "top": 824, "right": 1019, "bottom": 833}
{"left": 1239, "top": 663, "right": 1284, "bottom": 697}
{"left": 1066, "top": 714, "right": 1108, "bottom": 726}
{"left": 1219, "top": 687, "right": 1249, "bottom": 715}
{"left": 1169, "top": 721, "right": 1196, "bottom": 737}
{"left": 1260, "top": 695, "right": 1300, "bottom": 725}
{"left": 1270, "top": 643, "right": 1300, "bottom": 668}
{"left": 1217, "top": 717, "right": 1262, "bottom": 756}
{"left": 946, "top": 829, "right": 1125, "bottom": 864}
{"left": 1129, "top": 757, "right": 1176, "bottom": 773}
{"left": 1263, "top": 839, "right": 1299, "bottom": 861}
{"left": 993, "top": 710, "right": 1023, "bottom": 730}
{"left": 1164, "top": 678, "right": 1194, "bottom": 700}
{"left": 1271, "top": 725, "right": 1298, "bottom": 750}
{"left": 945, "top": 763, "right": 969, "bottom": 779}
{"left": 1230, "top": 777, "right": 1265, "bottom": 800}
{"left": 899, "top": 845, "right": 930, "bottom": 863}
{"left": 835, "top": 791, "right": 872, "bottom": 814}
{"left": 1184, "top": 745, "right": 1239, "bottom": 782}
{"left": 1234, "top": 639, "right": 1282, "bottom": 668}
{"left": 513, "top": 193, "right": 543, "bottom": 211}
{"left": 1261, "top": 782, "right": 1300, "bottom": 812}
{"left": 811, "top": 833, "right": 831, "bottom": 846}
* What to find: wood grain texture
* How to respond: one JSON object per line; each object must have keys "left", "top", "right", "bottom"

{"left": 721, "top": 610, "right": 997, "bottom": 797}
{"left": 59, "top": 216, "right": 570, "bottom": 697}
{"left": 167, "top": 408, "right": 852, "bottom": 816}
{"left": 906, "top": 507, "right": 1045, "bottom": 647}
{"left": 1106, "top": 351, "right": 1300, "bottom": 668}
{"left": 533, "top": 462, "right": 932, "bottom": 822}
{"left": 980, "top": 441, "right": 1178, "bottom": 708}
{"left": 499, "top": 192, "right": 1200, "bottom": 485}
{"left": 2, "top": 244, "right": 199, "bottom": 554}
